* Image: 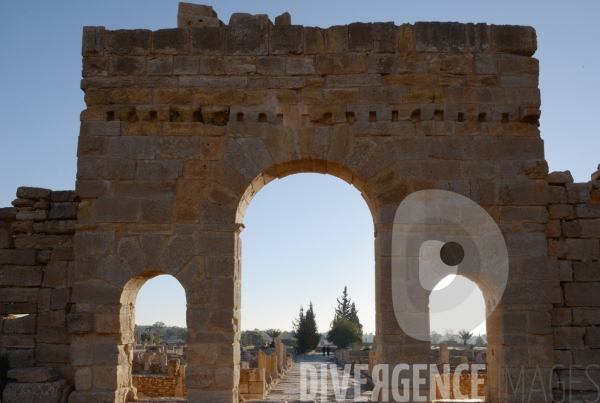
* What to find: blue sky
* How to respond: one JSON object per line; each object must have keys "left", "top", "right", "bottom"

{"left": 1, "top": 1, "right": 598, "bottom": 334}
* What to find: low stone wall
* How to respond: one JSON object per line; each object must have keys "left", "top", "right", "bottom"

{"left": 239, "top": 368, "right": 265, "bottom": 400}
{"left": 133, "top": 374, "right": 187, "bottom": 398}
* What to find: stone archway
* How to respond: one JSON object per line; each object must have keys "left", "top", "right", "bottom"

{"left": 68, "top": 4, "right": 555, "bottom": 403}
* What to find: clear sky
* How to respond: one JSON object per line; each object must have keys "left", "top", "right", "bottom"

{"left": 1, "top": 1, "right": 598, "bottom": 334}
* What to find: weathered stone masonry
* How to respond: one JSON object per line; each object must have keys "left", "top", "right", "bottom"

{"left": 0, "top": 2, "right": 599, "bottom": 402}
{"left": 0, "top": 188, "right": 78, "bottom": 381}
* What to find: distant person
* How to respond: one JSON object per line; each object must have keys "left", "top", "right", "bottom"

{"left": 326, "top": 346, "right": 330, "bottom": 356}
{"left": 322, "top": 346, "right": 326, "bottom": 356}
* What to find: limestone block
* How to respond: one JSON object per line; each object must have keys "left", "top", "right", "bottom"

{"left": 16, "top": 187, "right": 52, "bottom": 200}
{"left": 110, "top": 56, "right": 146, "bottom": 75}
{"left": 75, "top": 368, "right": 92, "bottom": 391}
{"left": 79, "top": 121, "right": 120, "bottom": 137}
{"left": 82, "top": 26, "right": 104, "bottom": 56}
{"left": 490, "top": 25, "right": 537, "bottom": 56}
{"left": 565, "top": 283, "right": 600, "bottom": 307}
{"left": 14, "top": 234, "right": 73, "bottom": 250}
{"left": 68, "top": 313, "right": 93, "bottom": 334}
{"left": 148, "top": 56, "right": 173, "bottom": 75}
{"left": 50, "top": 191, "right": 76, "bottom": 203}
{"left": 304, "top": 27, "right": 325, "bottom": 54}
{"left": 215, "top": 366, "right": 238, "bottom": 388}
{"left": 173, "top": 55, "right": 199, "bottom": 75}
{"left": 227, "top": 14, "right": 270, "bottom": 55}
{"left": 549, "top": 204, "right": 574, "bottom": 220}
{"left": 565, "top": 239, "right": 600, "bottom": 260}
{"left": 38, "top": 311, "right": 66, "bottom": 328}
{"left": 0, "top": 287, "right": 39, "bottom": 303}
{"left": 467, "top": 22, "right": 489, "bottom": 52}
{"left": 576, "top": 204, "right": 600, "bottom": 219}
{"left": 3, "top": 379, "right": 67, "bottom": 403}
{"left": 16, "top": 210, "right": 48, "bottom": 222}
{"left": 0, "top": 266, "right": 42, "bottom": 287}
{"left": 3, "top": 315, "right": 37, "bottom": 334}
{"left": 275, "top": 12, "right": 291, "bottom": 26}
{"left": 270, "top": 25, "right": 303, "bottom": 54}
{"left": 37, "top": 327, "right": 69, "bottom": 344}
{"left": 561, "top": 221, "right": 582, "bottom": 238}
{"left": 50, "top": 288, "right": 70, "bottom": 310}
{"left": 286, "top": 57, "right": 315, "bottom": 76}
{"left": 72, "top": 280, "right": 120, "bottom": 305}
{"left": 8, "top": 367, "right": 59, "bottom": 383}
{"left": 348, "top": 23, "right": 373, "bottom": 52}
{"left": 191, "top": 27, "right": 224, "bottom": 55}
{"left": 92, "top": 198, "right": 140, "bottom": 223}
{"left": 573, "top": 350, "right": 600, "bottom": 367}
{"left": 475, "top": 54, "right": 499, "bottom": 75}
{"left": 106, "top": 29, "right": 152, "bottom": 55}
{"left": 186, "top": 365, "right": 214, "bottom": 388}
{"left": 415, "top": 22, "right": 467, "bottom": 52}
{"left": 0, "top": 207, "right": 17, "bottom": 221}
{"left": 548, "top": 186, "right": 567, "bottom": 204}
{"left": 373, "top": 22, "right": 396, "bottom": 53}
{"left": 567, "top": 183, "right": 592, "bottom": 204}
{"left": 327, "top": 25, "right": 348, "bottom": 53}
{"left": 580, "top": 219, "right": 600, "bottom": 238}
{"left": 153, "top": 28, "right": 189, "bottom": 54}
{"left": 69, "top": 339, "right": 94, "bottom": 366}
{"left": 178, "top": 4, "right": 220, "bottom": 28}
{"left": 367, "top": 54, "right": 396, "bottom": 74}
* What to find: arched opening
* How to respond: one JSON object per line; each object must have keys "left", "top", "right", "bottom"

{"left": 121, "top": 273, "right": 187, "bottom": 401}
{"left": 429, "top": 274, "right": 488, "bottom": 401}
{"left": 238, "top": 171, "right": 376, "bottom": 401}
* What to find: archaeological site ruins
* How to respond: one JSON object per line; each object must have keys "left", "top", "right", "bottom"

{"left": 0, "top": 2, "right": 599, "bottom": 402}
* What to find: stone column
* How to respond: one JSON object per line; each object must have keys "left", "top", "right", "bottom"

{"left": 181, "top": 227, "right": 242, "bottom": 403}
{"left": 269, "top": 354, "right": 278, "bottom": 380}
{"left": 257, "top": 350, "right": 266, "bottom": 371}
{"left": 175, "top": 364, "right": 186, "bottom": 398}
{"left": 440, "top": 342, "right": 449, "bottom": 364}
{"left": 264, "top": 352, "right": 272, "bottom": 383}
{"left": 275, "top": 337, "right": 284, "bottom": 371}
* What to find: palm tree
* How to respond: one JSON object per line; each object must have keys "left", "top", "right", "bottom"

{"left": 457, "top": 329, "right": 474, "bottom": 345}
{"left": 265, "top": 329, "right": 282, "bottom": 347}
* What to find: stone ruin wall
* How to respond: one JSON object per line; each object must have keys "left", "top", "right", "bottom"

{"left": 132, "top": 374, "right": 187, "bottom": 398}
{"left": 546, "top": 172, "right": 600, "bottom": 401}
{"left": 0, "top": 2, "right": 597, "bottom": 402}
{"left": 0, "top": 188, "right": 79, "bottom": 384}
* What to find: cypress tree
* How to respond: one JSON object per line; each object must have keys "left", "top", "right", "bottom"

{"left": 334, "top": 286, "right": 363, "bottom": 335}
{"left": 292, "top": 302, "right": 320, "bottom": 353}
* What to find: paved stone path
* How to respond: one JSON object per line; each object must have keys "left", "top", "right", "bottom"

{"left": 265, "top": 352, "right": 372, "bottom": 402}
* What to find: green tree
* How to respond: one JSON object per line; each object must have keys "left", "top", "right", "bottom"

{"left": 430, "top": 331, "right": 442, "bottom": 344}
{"left": 327, "top": 317, "right": 363, "bottom": 349}
{"left": 475, "top": 334, "right": 484, "bottom": 346}
{"left": 292, "top": 303, "right": 320, "bottom": 353}
{"left": 334, "top": 286, "right": 363, "bottom": 335}
{"left": 457, "top": 329, "right": 474, "bottom": 345}
{"left": 335, "top": 286, "right": 352, "bottom": 320}
{"left": 165, "top": 326, "right": 187, "bottom": 341}
{"left": 348, "top": 302, "right": 363, "bottom": 332}
{"left": 243, "top": 330, "right": 267, "bottom": 346}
